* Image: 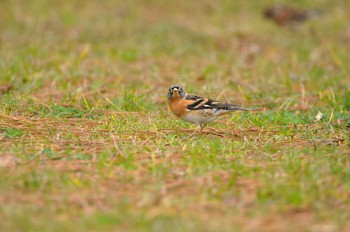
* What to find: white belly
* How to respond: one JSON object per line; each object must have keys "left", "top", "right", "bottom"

{"left": 180, "top": 110, "right": 219, "bottom": 125}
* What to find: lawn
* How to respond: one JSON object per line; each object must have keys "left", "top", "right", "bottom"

{"left": 0, "top": 0, "right": 350, "bottom": 231}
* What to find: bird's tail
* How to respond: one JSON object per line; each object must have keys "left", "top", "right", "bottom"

{"left": 226, "top": 106, "right": 261, "bottom": 112}
{"left": 236, "top": 107, "right": 261, "bottom": 112}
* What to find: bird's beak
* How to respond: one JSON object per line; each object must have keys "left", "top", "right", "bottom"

{"left": 173, "top": 88, "right": 178, "bottom": 92}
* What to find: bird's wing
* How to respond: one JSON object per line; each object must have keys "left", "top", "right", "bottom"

{"left": 186, "top": 95, "right": 243, "bottom": 111}
{"left": 185, "top": 94, "right": 204, "bottom": 101}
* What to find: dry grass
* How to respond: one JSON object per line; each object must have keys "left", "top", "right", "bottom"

{"left": 1, "top": 0, "right": 350, "bottom": 231}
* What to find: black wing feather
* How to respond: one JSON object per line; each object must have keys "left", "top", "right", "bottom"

{"left": 185, "top": 94, "right": 204, "bottom": 101}
{"left": 186, "top": 96, "right": 242, "bottom": 111}
{"left": 185, "top": 94, "right": 249, "bottom": 111}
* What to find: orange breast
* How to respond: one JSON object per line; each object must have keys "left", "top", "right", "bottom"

{"left": 169, "top": 96, "right": 192, "bottom": 118}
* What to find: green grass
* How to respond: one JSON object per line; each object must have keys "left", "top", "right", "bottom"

{"left": 1, "top": 0, "right": 350, "bottom": 231}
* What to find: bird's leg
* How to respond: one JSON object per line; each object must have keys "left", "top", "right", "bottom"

{"left": 199, "top": 124, "right": 207, "bottom": 132}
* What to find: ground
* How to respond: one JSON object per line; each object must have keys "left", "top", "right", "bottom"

{"left": 0, "top": 0, "right": 350, "bottom": 231}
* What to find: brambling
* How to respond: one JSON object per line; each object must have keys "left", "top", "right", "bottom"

{"left": 167, "top": 85, "right": 251, "bottom": 130}
{"left": 264, "top": 5, "right": 321, "bottom": 26}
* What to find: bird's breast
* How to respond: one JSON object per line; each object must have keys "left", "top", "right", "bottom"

{"left": 169, "top": 98, "right": 187, "bottom": 118}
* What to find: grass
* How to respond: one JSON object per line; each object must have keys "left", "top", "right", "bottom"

{"left": 0, "top": 0, "right": 350, "bottom": 231}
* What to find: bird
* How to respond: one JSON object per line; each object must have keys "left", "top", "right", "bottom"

{"left": 263, "top": 5, "right": 322, "bottom": 26}
{"left": 167, "top": 85, "right": 252, "bottom": 130}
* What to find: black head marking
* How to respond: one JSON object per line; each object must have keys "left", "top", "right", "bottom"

{"left": 167, "top": 85, "right": 186, "bottom": 100}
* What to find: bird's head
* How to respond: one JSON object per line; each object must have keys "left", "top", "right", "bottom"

{"left": 167, "top": 85, "right": 186, "bottom": 100}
